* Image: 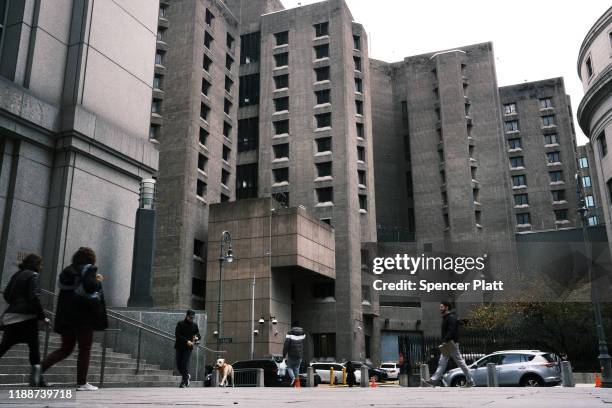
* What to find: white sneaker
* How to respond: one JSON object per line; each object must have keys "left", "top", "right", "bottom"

{"left": 77, "top": 383, "right": 99, "bottom": 391}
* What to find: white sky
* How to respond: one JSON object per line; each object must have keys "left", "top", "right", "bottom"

{"left": 282, "top": 0, "right": 611, "bottom": 144}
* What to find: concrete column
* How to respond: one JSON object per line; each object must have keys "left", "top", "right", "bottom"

{"left": 486, "top": 363, "right": 498, "bottom": 387}
{"left": 419, "top": 364, "right": 430, "bottom": 387}
{"left": 561, "top": 361, "right": 575, "bottom": 387}
{"left": 256, "top": 368, "right": 265, "bottom": 387}
{"left": 360, "top": 366, "right": 368, "bottom": 387}
{"left": 307, "top": 367, "right": 315, "bottom": 387}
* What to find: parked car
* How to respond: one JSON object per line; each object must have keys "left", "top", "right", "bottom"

{"left": 379, "top": 362, "right": 400, "bottom": 380}
{"left": 231, "top": 358, "right": 320, "bottom": 387}
{"left": 344, "top": 361, "right": 388, "bottom": 383}
{"left": 442, "top": 350, "right": 561, "bottom": 387}
{"left": 310, "top": 362, "right": 345, "bottom": 384}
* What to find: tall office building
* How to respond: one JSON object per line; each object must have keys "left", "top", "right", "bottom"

{"left": 577, "top": 6, "right": 612, "bottom": 254}
{"left": 499, "top": 78, "right": 579, "bottom": 232}
{"left": 0, "top": 0, "right": 158, "bottom": 305}
{"left": 152, "top": 0, "right": 240, "bottom": 308}
{"left": 577, "top": 143, "right": 604, "bottom": 226}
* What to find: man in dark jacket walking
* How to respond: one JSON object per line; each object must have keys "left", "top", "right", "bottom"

{"left": 175, "top": 310, "right": 200, "bottom": 388}
{"left": 282, "top": 321, "right": 305, "bottom": 386}
{"left": 0, "top": 254, "right": 49, "bottom": 386}
{"left": 424, "top": 302, "right": 474, "bottom": 387}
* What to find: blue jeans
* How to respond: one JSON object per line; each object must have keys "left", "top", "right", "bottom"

{"left": 286, "top": 358, "right": 301, "bottom": 382}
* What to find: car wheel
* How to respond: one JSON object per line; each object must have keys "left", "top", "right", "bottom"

{"left": 450, "top": 376, "right": 466, "bottom": 387}
{"left": 520, "top": 375, "right": 544, "bottom": 387}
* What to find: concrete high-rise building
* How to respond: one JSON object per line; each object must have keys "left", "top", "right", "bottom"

{"left": 499, "top": 78, "right": 580, "bottom": 232}
{"left": 371, "top": 43, "right": 519, "bottom": 339}
{"left": 577, "top": 6, "right": 612, "bottom": 254}
{"left": 152, "top": 0, "right": 240, "bottom": 308}
{"left": 577, "top": 143, "right": 605, "bottom": 226}
{"left": 0, "top": 0, "right": 158, "bottom": 305}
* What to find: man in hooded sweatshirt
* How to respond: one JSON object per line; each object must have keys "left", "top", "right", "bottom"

{"left": 283, "top": 321, "right": 305, "bottom": 386}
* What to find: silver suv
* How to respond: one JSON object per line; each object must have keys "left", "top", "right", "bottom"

{"left": 442, "top": 350, "right": 561, "bottom": 387}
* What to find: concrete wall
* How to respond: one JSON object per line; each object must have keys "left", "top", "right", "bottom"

{"left": 0, "top": 0, "right": 158, "bottom": 307}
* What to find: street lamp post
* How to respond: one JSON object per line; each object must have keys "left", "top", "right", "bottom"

{"left": 576, "top": 174, "right": 611, "bottom": 387}
{"left": 217, "top": 231, "right": 233, "bottom": 358}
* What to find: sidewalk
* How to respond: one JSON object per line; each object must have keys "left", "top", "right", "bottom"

{"left": 2, "top": 386, "right": 610, "bottom": 408}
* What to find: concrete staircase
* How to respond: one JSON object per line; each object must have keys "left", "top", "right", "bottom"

{"left": 0, "top": 333, "right": 203, "bottom": 388}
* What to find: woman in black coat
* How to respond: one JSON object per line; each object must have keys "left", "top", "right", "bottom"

{"left": 41, "top": 247, "right": 108, "bottom": 391}
{"left": 345, "top": 360, "right": 357, "bottom": 387}
{"left": 0, "top": 253, "right": 49, "bottom": 386}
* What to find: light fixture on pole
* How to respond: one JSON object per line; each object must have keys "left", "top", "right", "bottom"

{"left": 216, "top": 230, "right": 233, "bottom": 358}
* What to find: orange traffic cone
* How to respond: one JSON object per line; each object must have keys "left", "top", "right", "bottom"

{"left": 370, "top": 376, "right": 377, "bottom": 388}
{"left": 294, "top": 378, "right": 301, "bottom": 388}
{"left": 595, "top": 374, "right": 601, "bottom": 388}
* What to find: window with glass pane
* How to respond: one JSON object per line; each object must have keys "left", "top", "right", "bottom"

{"left": 153, "top": 75, "right": 162, "bottom": 90}
{"left": 355, "top": 78, "right": 363, "bottom": 93}
{"left": 550, "top": 171, "right": 563, "bottom": 182}
{"left": 358, "top": 170, "right": 366, "bottom": 186}
{"left": 315, "top": 89, "right": 331, "bottom": 105}
{"left": 159, "top": 6, "right": 168, "bottom": 18}
{"left": 353, "top": 35, "right": 361, "bottom": 50}
{"left": 274, "top": 120, "right": 289, "bottom": 135}
{"left": 314, "top": 22, "right": 329, "bottom": 37}
{"left": 315, "top": 113, "right": 331, "bottom": 128}
{"left": 223, "top": 122, "right": 232, "bottom": 138}
{"left": 203, "top": 54, "right": 212, "bottom": 71}
{"left": 512, "top": 175, "right": 526, "bottom": 186}
{"left": 579, "top": 157, "right": 588, "bottom": 168}
{"left": 542, "top": 115, "right": 555, "bottom": 126}
{"left": 224, "top": 76, "right": 233, "bottom": 94}
{"left": 354, "top": 56, "right": 362, "bottom": 71}
{"left": 316, "top": 137, "right": 331, "bottom": 153}
{"left": 544, "top": 134, "right": 558, "bottom": 145}
{"left": 201, "top": 78, "right": 211, "bottom": 95}
{"left": 155, "top": 52, "right": 164, "bottom": 65}
{"left": 514, "top": 194, "right": 528, "bottom": 206}
{"left": 240, "top": 32, "right": 260, "bottom": 64}
{"left": 225, "top": 54, "right": 234, "bottom": 71}
{"left": 151, "top": 100, "right": 161, "bottom": 113}
{"left": 199, "top": 128, "right": 208, "bottom": 146}
{"left": 197, "top": 179, "right": 207, "bottom": 197}
{"left": 315, "top": 66, "right": 330, "bottom": 82}
{"left": 198, "top": 153, "right": 207, "bottom": 172}
{"left": 200, "top": 103, "right": 210, "bottom": 121}
{"left": 554, "top": 209, "right": 568, "bottom": 221}
{"left": 239, "top": 74, "right": 259, "bottom": 106}
{"left": 508, "top": 138, "right": 521, "bottom": 149}
{"left": 540, "top": 97, "right": 553, "bottom": 109}
{"left": 316, "top": 187, "right": 333, "bottom": 203}
{"left": 273, "top": 143, "right": 289, "bottom": 159}
{"left": 510, "top": 156, "right": 524, "bottom": 168}
{"left": 316, "top": 162, "right": 332, "bottom": 177}
{"left": 273, "top": 167, "right": 289, "bottom": 183}
{"left": 274, "top": 52, "right": 288, "bottom": 67}
{"left": 585, "top": 195, "right": 594, "bottom": 207}
{"left": 314, "top": 44, "right": 329, "bottom": 59}
{"left": 598, "top": 132, "right": 607, "bottom": 157}
{"left": 238, "top": 117, "right": 259, "bottom": 152}
{"left": 221, "top": 169, "right": 230, "bottom": 185}
{"left": 505, "top": 120, "right": 519, "bottom": 132}
{"left": 547, "top": 151, "right": 560, "bottom": 163}
{"left": 274, "top": 31, "right": 288, "bottom": 46}
{"left": 359, "top": 195, "right": 367, "bottom": 210}
{"left": 205, "top": 9, "right": 214, "bottom": 26}
{"left": 516, "top": 213, "right": 530, "bottom": 225}
{"left": 226, "top": 33, "right": 235, "bottom": 50}
{"left": 204, "top": 32, "right": 213, "bottom": 49}
{"left": 357, "top": 146, "right": 365, "bottom": 162}
{"left": 157, "top": 28, "right": 165, "bottom": 42}
{"left": 356, "top": 100, "right": 363, "bottom": 115}
{"left": 582, "top": 175, "right": 592, "bottom": 187}
{"left": 222, "top": 145, "right": 230, "bottom": 161}
{"left": 236, "top": 164, "right": 258, "bottom": 199}
{"left": 357, "top": 123, "right": 365, "bottom": 139}
{"left": 588, "top": 216, "right": 598, "bottom": 226}
{"left": 274, "top": 97, "right": 289, "bottom": 112}
{"left": 224, "top": 98, "right": 232, "bottom": 115}
{"left": 551, "top": 190, "right": 565, "bottom": 202}
{"left": 504, "top": 103, "right": 516, "bottom": 114}
{"left": 274, "top": 74, "right": 288, "bottom": 89}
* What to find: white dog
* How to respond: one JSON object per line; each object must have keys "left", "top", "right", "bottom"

{"left": 216, "top": 358, "right": 234, "bottom": 387}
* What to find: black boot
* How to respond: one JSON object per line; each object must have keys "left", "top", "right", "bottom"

{"left": 30, "top": 365, "right": 41, "bottom": 387}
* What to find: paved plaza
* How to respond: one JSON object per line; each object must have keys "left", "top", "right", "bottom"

{"left": 1, "top": 386, "right": 611, "bottom": 408}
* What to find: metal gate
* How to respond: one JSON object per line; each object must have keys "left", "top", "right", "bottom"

{"left": 397, "top": 331, "right": 425, "bottom": 386}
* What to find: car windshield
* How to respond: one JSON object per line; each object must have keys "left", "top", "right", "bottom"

{"left": 381, "top": 364, "right": 394, "bottom": 368}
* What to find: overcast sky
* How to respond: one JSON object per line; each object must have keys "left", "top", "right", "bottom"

{"left": 282, "top": 0, "right": 611, "bottom": 144}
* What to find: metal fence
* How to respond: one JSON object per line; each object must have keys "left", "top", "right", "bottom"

{"left": 233, "top": 369, "right": 259, "bottom": 387}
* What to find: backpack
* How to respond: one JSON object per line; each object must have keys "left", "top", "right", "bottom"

{"left": 74, "top": 264, "right": 101, "bottom": 301}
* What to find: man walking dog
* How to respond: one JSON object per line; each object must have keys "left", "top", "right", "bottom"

{"left": 175, "top": 310, "right": 200, "bottom": 388}
{"left": 424, "top": 302, "right": 474, "bottom": 387}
